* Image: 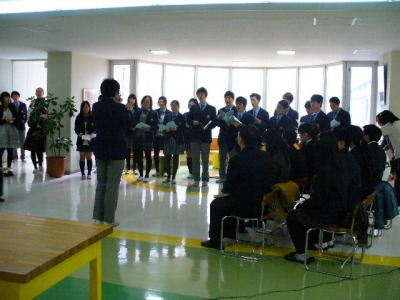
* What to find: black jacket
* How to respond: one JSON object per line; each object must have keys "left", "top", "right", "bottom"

{"left": 340, "top": 149, "right": 362, "bottom": 212}
{"left": 248, "top": 107, "right": 269, "bottom": 132}
{"left": 327, "top": 108, "right": 351, "bottom": 129}
{"left": 287, "top": 146, "right": 307, "bottom": 180}
{"left": 309, "top": 110, "right": 330, "bottom": 133}
{"left": 163, "top": 112, "right": 186, "bottom": 145}
{"left": 10, "top": 101, "right": 27, "bottom": 131}
{"left": 74, "top": 113, "right": 96, "bottom": 149}
{"left": 268, "top": 114, "right": 296, "bottom": 134}
{"left": 186, "top": 103, "right": 217, "bottom": 143}
{"left": 286, "top": 107, "right": 299, "bottom": 121}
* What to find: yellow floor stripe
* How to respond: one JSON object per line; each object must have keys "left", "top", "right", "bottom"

{"left": 110, "top": 229, "right": 400, "bottom": 267}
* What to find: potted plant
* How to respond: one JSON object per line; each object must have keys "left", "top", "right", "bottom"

{"left": 28, "top": 93, "right": 77, "bottom": 177}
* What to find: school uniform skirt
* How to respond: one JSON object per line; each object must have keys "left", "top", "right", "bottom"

{"left": 164, "top": 137, "right": 185, "bottom": 156}
{"left": 0, "top": 123, "right": 20, "bottom": 148}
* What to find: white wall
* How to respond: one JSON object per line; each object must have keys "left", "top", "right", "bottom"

{"left": 0, "top": 59, "right": 12, "bottom": 92}
{"left": 12, "top": 61, "right": 47, "bottom": 102}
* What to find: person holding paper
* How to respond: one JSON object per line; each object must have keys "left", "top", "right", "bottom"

{"left": 267, "top": 100, "right": 297, "bottom": 134}
{"left": 327, "top": 96, "right": 351, "bottom": 129}
{"left": 132, "top": 95, "right": 159, "bottom": 182}
{"left": 248, "top": 93, "right": 269, "bottom": 133}
{"left": 161, "top": 100, "right": 186, "bottom": 184}
{"left": 186, "top": 87, "right": 217, "bottom": 187}
{"left": 216, "top": 91, "right": 237, "bottom": 184}
{"left": 74, "top": 101, "right": 96, "bottom": 180}
{"left": 308, "top": 94, "right": 330, "bottom": 132}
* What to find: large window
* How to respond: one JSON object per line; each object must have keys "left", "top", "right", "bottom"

{"left": 266, "top": 68, "right": 297, "bottom": 118}
{"left": 12, "top": 60, "right": 47, "bottom": 101}
{"left": 164, "top": 65, "right": 195, "bottom": 113}
{"left": 137, "top": 62, "right": 162, "bottom": 105}
{"left": 349, "top": 66, "right": 373, "bottom": 127}
{"left": 113, "top": 64, "right": 130, "bottom": 102}
{"left": 325, "top": 64, "right": 344, "bottom": 112}
{"left": 298, "top": 67, "right": 324, "bottom": 115}
{"left": 231, "top": 69, "right": 264, "bottom": 108}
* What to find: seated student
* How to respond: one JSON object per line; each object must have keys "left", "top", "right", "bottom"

{"left": 262, "top": 129, "right": 290, "bottom": 184}
{"left": 348, "top": 125, "right": 381, "bottom": 199}
{"left": 201, "top": 125, "right": 273, "bottom": 249}
{"left": 268, "top": 100, "right": 297, "bottom": 134}
{"left": 285, "top": 132, "right": 349, "bottom": 264}
{"left": 248, "top": 93, "right": 269, "bottom": 132}
{"left": 300, "top": 100, "right": 312, "bottom": 124}
{"left": 363, "top": 124, "right": 387, "bottom": 180}
{"left": 162, "top": 100, "right": 186, "bottom": 184}
{"left": 327, "top": 97, "right": 351, "bottom": 129}
{"left": 333, "top": 128, "right": 362, "bottom": 213}
{"left": 308, "top": 94, "right": 330, "bottom": 132}
{"left": 282, "top": 129, "right": 307, "bottom": 180}
{"left": 298, "top": 123, "right": 319, "bottom": 191}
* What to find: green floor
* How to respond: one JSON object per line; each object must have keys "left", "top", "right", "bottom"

{"left": 36, "top": 237, "right": 400, "bottom": 300}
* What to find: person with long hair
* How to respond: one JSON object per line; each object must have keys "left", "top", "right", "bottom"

{"left": 132, "top": 95, "right": 158, "bottom": 182}
{"left": 0, "top": 92, "right": 19, "bottom": 176}
{"left": 262, "top": 128, "right": 290, "bottom": 184}
{"left": 74, "top": 101, "right": 95, "bottom": 180}
{"left": 298, "top": 123, "right": 319, "bottom": 191}
{"left": 125, "top": 94, "right": 139, "bottom": 175}
{"left": 377, "top": 110, "right": 400, "bottom": 202}
{"left": 24, "top": 87, "right": 47, "bottom": 174}
{"left": 285, "top": 131, "right": 349, "bottom": 264}
{"left": 184, "top": 98, "right": 198, "bottom": 179}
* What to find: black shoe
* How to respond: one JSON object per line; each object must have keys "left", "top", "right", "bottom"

{"left": 201, "top": 239, "right": 223, "bottom": 250}
{"left": 7, "top": 170, "right": 14, "bottom": 176}
{"left": 0, "top": 198, "right": 4, "bottom": 202}
{"left": 284, "top": 252, "right": 315, "bottom": 264}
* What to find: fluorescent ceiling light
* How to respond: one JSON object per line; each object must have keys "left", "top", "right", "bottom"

{"left": 150, "top": 50, "right": 170, "bottom": 55}
{"left": 232, "top": 61, "right": 247, "bottom": 66}
{"left": 277, "top": 50, "right": 296, "bottom": 55}
{"left": 0, "top": 1, "right": 392, "bottom": 14}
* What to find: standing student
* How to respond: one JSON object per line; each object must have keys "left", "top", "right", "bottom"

{"left": 327, "top": 97, "right": 351, "bottom": 129}
{"left": 282, "top": 92, "right": 299, "bottom": 122}
{"left": 216, "top": 91, "right": 237, "bottom": 184}
{"left": 308, "top": 94, "right": 330, "bottom": 132}
{"left": 10, "top": 91, "right": 27, "bottom": 162}
{"left": 268, "top": 100, "right": 296, "bottom": 134}
{"left": 0, "top": 92, "right": 19, "bottom": 177}
{"left": 74, "top": 101, "right": 95, "bottom": 180}
{"left": 186, "top": 87, "right": 217, "bottom": 187}
{"left": 133, "top": 95, "right": 159, "bottom": 182}
{"left": 24, "top": 87, "right": 47, "bottom": 174}
{"left": 125, "top": 94, "right": 139, "bottom": 175}
{"left": 162, "top": 100, "right": 186, "bottom": 184}
{"left": 248, "top": 93, "right": 269, "bottom": 133}
{"left": 92, "top": 78, "right": 131, "bottom": 226}
{"left": 153, "top": 96, "right": 172, "bottom": 177}
{"left": 184, "top": 98, "right": 198, "bottom": 179}
{"left": 299, "top": 100, "right": 312, "bottom": 124}
{"left": 0, "top": 168, "right": 4, "bottom": 202}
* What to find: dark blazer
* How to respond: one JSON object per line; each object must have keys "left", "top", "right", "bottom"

{"left": 186, "top": 103, "right": 217, "bottom": 143}
{"left": 350, "top": 146, "right": 377, "bottom": 199}
{"left": 133, "top": 109, "right": 159, "bottom": 149}
{"left": 340, "top": 149, "right": 362, "bottom": 212}
{"left": 163, "top": 112, "right": 186, "bottom": 145}
{"left": 10, "top": 101, "right": 27, "bottom": 131}
{"left": 300, "top": 139, "right": 318, "bottom": 189}
{"left": 154, "top": 108, "right": 172, "bottom": 123}
{"left": 268, "top": 114, "right": 296, "bottom": 134}
{"left": 287, "top": 146, "right": 307, "bottom": 180}
{"left": 237, "top": 111, "right": 256, "bottom": 126}
{"left": 309, "top": 110, "right": 330, "bottom": 132}
{"left": 217, "top": 106, "right": 237, "bottom": 146}
{"left": 92, "top": 97, "right": 132, "bottom": 160}
{"left": 225, "top": 111, "right": 255, "bottom": 151}
{"left": 300, "top": 114, "right": 310, "bottom": 124}
{"left": 248, "top": 107, "right": 269, "bottom": 132}
{"left": 327, "top": 108, "right": 351, "bottom": 129}
{"left": 271, "top": 152, "right": 290, "bottom": 184}
{"left": 286, "top": 107, "right": 299, "bottom": 121}
{"left": 221, "top": 146, "right": 273, "bottom": 218}
{"left": 369, "top": 141, "right": 387, "bottom": 179}
{"left": 74, "top": 113, "right": 96, "bottom": 150}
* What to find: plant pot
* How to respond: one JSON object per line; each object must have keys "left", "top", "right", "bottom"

{"left": 46, "top": 157, "right": 66, "bottom": 178}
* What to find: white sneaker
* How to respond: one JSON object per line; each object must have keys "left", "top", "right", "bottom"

{"left": 187, "top": 174, "right": 194, "bottom": 179}
{"left": 39, "top": 166, "right": 43, "bottom": 172}
{"left": 104, "top": 221, "right": 119, "bottom": 227}
{"left": 87, "top": 175, "right": 92, "bottom": 180}
{"left": 137, "top": 176, "right": 143, "bottom": 181}
{"left": 202, "top": 181, "right": 208, "bottom": 187}
{"left": 192, "top": 181, "right": 199, "bottom": 187}
{"left": 93, "top": 219, "right": 103, "bottom": 224}
{"left": 171, "top": 178, "right": 177, "bottom": 184}
{"left": 152, "top": 172, "right": 160, "bottom": 177}
{"left": 81, "top": 175, "right": 86, "bottom": 180}
{"left": 163, "top": 172, "right": 168, "bottom": 177}
{"left": 33, "top": 169, "right": 42, "bottom": 174}
{"left": 124, "top": 170, "right": 130, "bottom": 175}
{"left": 162, "top": 178, "right": 171, "bottom": 183}
{"left": 134, "top": 170, "right": 139, "bottom": 175}
{"left": 143, "top": 176, "right": 150, "bottom": 183}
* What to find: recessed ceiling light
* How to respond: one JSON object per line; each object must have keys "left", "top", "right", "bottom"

{"left": 232, "top": 61, "right": 247, "bottom": 66}
{"left": 150, "top": 50, "right": 169, "bottom": 55}
{"left": 277, "top": 50, "right": 295, "bottom": 55}
{"left": 353, "top": 49, "right": 372, "bottom": 55}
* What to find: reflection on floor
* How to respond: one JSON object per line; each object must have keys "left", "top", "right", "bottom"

{"left": 1, "top": 160, "right": 400, "bottom": 299}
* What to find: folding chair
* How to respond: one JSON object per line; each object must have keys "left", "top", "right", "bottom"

{"left": 220, "top": 189, "right": 278, "bottom": 261}
{"left": 363, "top": 192, "right": 376, "bottom": 248}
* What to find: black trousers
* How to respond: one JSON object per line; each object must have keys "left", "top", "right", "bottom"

{"left": 164, "top": 154, "right": 179, "bottom": 178}
{"left": 153, "top": 136, "right": 164, "bottom": 173}
{"left": 393, "top": 158, "right": 400, "bottom": 205}
{"left": 0, "top": 148, "right": 13, "bottom": 168}
{"left": 286, "top": 209, "right": 319, "bottom": 253}
{"left": 136, "top": 149, "right": 152, "bottom": 177}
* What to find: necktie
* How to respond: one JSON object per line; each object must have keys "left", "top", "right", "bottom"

{"left": 201, "top": 104, "right": 205, "bottom": 111}
{"left": 311, "top": 113, "right": 316, "bottom": 122}
{"left": 238, "top": 113, "right": 242, "bottom": 120}
{"left": 276, "top": 116, "right": 280, "bottom": 126}
{"left": 253, "top": 110, "right": 257, "bottom": 117}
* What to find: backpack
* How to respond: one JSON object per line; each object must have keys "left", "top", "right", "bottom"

{"left": 355, "top": 202, "right": 369, "bottom": 247}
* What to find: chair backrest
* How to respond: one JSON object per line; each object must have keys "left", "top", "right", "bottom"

{"left": 351, "top": 200, "right": 370, "bottom": 246}
{"left": 363, "top": 191, "right": 376, "bottom": 212}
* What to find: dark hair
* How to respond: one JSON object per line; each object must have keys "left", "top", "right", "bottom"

{"left": 282, "top": 129, "right": 298, "bottom": 147}
{"left": 304, "top": 100, "right": 311, "bottom": 109}
{"left": 262, "top": 129, "right": 290, "bottom": 163}
{"left": 236, "top": 96, "right": 247, "bottom": 108}
{"left": 158, "top": 96, "right": 167, "bottom": 105}
{"left": 316, "top": 131, "right": 343, "bottom": 171}
{"left": 278, "top": 100, "right": 289, "bottom": 109}
{"left": 170, "top": 100, "right": 180, "bottom": 107}
{"left": 0, "top": 92, "right": 11, "bottom": 105}
{"left": 100, "top": 78, "right": 120, "bottom": 98}
{"left": 127, "top": 94, "right": 138, "bottom": 110}
{"left": 98, "top": 95, "right": 103, "bottom": 101}
{"left": 310, "top": 94, "right": 323, "bottom": 104}
{"left": 11, "top": 91, "right": 20, "bottom": 97}
{"left": 377, "top": 110, "right": 400, "bottom": 125}
{"left": 298, "top": 123, "right": 319, "bottom": 140}
{"left": 250, "top": 93, "right": 261, "bottom": 101}
{"left": 283, "top": 92, "right": 294, "bottom": 102}
{"left": 196, "top": 87, "right": 208, "bottom": 97}
{"left": 347, "top": 125, "right": 363, "bottom": 147}
{"left": 224, "top": 91, "right": 235, "bottom": 99}
{"left": 329, "top": 96, "right": 340, "bottom": 105}
{"left": 79, "top": 100, "right": 91, "bottom": 116}
{"left": 363, "top": 124, "right": 382, "bottom": 142}
{"left": 239, "top": 125, "right": 261, "bottom": 147}
{"left": 141, "top": 95, "right": 153, "bottom": 110}
{"left": 188, "top": 98, "right": 198, "bottom": 108}
{"left": 333, "top": 128, "right": 350, "bottom": 148}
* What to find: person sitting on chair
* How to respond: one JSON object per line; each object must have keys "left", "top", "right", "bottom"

{"left": 282, "top": 129, "right": 307, "bottom": 180}
{"left": 201, "top": 125, "right": 273, "bottom": 250}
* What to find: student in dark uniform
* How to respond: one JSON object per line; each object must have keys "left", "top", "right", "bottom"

{"left": 327, "top": 97, "right": 351, "bottom": 129}
{"left": 300, "top": 100, "right": 312, "bottom": 124}
{"left": 268, "top": 100, "right": 296, "bottom": 134}
{"left": 248, "top": 93, "right": 269, "bottom": 132}
{"left": 282, "top": 129, "right": 307, "bottom": 180}
{"left": 184, "top": 98, "right": 198, "bottom": 179}
{"left": 186, "top": 87, "right": 217, "bottom": 187}
{"left": 10, "top": 91, "right": 27, "bottom": 162}
{"left": 282, "top": 92, "right": 299, "bottom": 122}
{"left": 298, "top": 123, "right": 319, "bottom": 191}
{"left": 363, "top": 124, "right": 387, "bottom": 180}
{"left": 216, "top": 91, "right": 237, "bottom": 184}
{"left": 153, "top": 96, "right": 172, "bottom": 177}
{"left": 133, "top": 95, "right": 159, "bottom": 182}
{"left": 308, "top": 94, "right": 330, "bottom": 132}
